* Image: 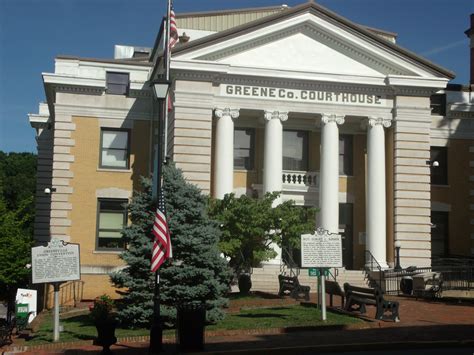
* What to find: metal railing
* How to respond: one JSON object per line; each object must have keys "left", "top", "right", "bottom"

{"left": 280, "top": 247, "right": 300, "bottom": 277}
{"left": 383, "top": 267, "right": 431, "bottom": 295}
{"left": 364, "top": 250, "right": 383, "bottom": 290}
{"left": 382, "top": 264, "right": 474, "bottom": 295}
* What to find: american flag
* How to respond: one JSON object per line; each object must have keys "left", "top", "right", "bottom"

{"left": 151, "top": 188, "right": 172, "bottom": 272}
{"left": 169, "top": 4, "right": 179, "bottom": 50}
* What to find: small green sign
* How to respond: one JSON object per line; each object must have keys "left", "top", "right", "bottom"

{"left": 308, "top": 268, "right": 330, "bottom": 277}
{"left": 16, "top": 304, "right": 29, "bottom": 318}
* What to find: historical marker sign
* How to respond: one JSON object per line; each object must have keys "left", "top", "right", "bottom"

{"left": 301, "top": 229, "right": 343, "bottom": 268}
{"left": 32, "top": 239, "right": 80, "bottom": 284}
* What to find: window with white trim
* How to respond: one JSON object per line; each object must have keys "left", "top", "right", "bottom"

{"left": 96, "top": 199, "right": 127, "bottom": 250}
{"left": 234, "top": 128, "right": 255, "bottom": 170}
{"left": 106, "top": 72, "right": 130, "bottom": 95}
{"left": 339, "top": 135, "right": 353, "bottom": 176}
{"left": 283, "top": 130, "right": 308, "bottom": 171}
{"left": 100, "top": 129, "right": 130, "bottom": 169}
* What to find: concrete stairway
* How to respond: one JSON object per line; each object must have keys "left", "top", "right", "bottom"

{"left": 250, "top": 265, "right": 370, "bottom": 294}
{"left": 332, "top": 269, "right": 371, "bottom": 288}
{"left": 249, "top": 264, "right": 281, "bottom": 293}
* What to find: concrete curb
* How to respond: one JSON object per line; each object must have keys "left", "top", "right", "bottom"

{"left": 1, "top": 322, "right": 373, "bottom": 353}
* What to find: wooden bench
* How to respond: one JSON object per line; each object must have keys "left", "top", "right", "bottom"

{"left": 278, "top": 275, "right": 310, "bottom": 301}
{"left": 325, "top": 280, "right": 345, "bottom": 308}
{"left": 343, "top": 283, "right": 400, "bottom": 322}
{"left": 0, "top": 319, "right": 14, "bottom": 347}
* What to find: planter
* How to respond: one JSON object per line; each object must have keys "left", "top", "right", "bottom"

{"left": 238, "top": 273, "right": 252, "bottom": 294}
{"left": 93, "top": 319, "right": 117, "bottom": 354}
{"left": 176, "top": 303, "right": 206, "bottom": 352}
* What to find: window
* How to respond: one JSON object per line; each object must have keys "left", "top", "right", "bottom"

{"left": 100, "top": 129, "right": 130, "bottom": 169}
{"left": 97, "top": 199, "right": 128, "bottom": 250}
{"left": 339, "top": 135, "right": 353, "bottom": 176}
{"left": 106, "top": 72, "right": 129, "bottom": 95}
{"left": 430, "top": 146, "right": 448, "bottom": 185}
{"left": 234, "top": 128, "right": 255, "bottom": 170}
{"left": 431, "top": 211, "right": 449, "bottom": 258}
{"left": 430, "top": 94, "right": 446, "bottom": 116}
{"left": 283, "top": 130, "right": 308, "bottom": 171}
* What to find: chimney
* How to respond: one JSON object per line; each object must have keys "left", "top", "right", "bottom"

{"left": 465, "top": 14, "right": 474, "bottom": 85}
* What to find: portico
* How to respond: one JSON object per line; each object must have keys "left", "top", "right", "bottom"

{"left": 211, "top": 102, "right": 392, "bottom": 268}
{"left": 164, "top": 1, "right": 453, "bottom": 269}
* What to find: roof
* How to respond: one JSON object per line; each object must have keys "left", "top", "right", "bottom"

{"left": 171, "top": 1, "right": 455, "bottom": 79}
{"left": 175, "top": 4, "right": 397, "bottom": 41}
{"left": 56, "top": 55, "right": 153, "bottom": 67}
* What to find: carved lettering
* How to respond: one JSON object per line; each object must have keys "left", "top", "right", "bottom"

{"left": 221, "top": 85, "right": 385, "bottom": 106}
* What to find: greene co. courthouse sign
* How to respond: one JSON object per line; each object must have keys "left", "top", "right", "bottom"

{"left": 222, "top": 84, "right": 386, "bottom": 106}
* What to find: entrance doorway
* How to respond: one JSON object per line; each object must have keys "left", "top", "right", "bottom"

{"left": 339, "top": 203, "right": 354, "bottom": 269}
{"left": 431, "top": 211, "right": 449, "bottom": 258}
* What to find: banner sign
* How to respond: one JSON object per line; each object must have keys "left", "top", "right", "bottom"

{"left": 301, "top": 229, "right": 343, "bottom": 268}
{"left": 32, "top": 239, "right": 80, "bottom": 284}
{"left": 221, "top": 84, "right": 386, "bottom": 107}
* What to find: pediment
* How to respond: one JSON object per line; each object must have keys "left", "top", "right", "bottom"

{"left": 172, "top": 6, "right": 453, "bottom": 81}
{"left": 198, "top": 24, "right": 401, "bottom": 77}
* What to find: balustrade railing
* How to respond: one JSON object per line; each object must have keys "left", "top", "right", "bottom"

{"left": 282, "top": 171, "right": 319, "bottom": 188}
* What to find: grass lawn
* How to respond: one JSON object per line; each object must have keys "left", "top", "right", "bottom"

{"left": 25, "top": 304, "right": 362, "bottom": 345}
{"left": 207, "top": 304, "right": 362, "bottom": 331}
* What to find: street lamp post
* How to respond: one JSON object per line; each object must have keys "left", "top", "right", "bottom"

{"left": 394, "top": 240, "right": 402, "bottom": 271}
{"left": 149, "top": 78, "right": 170, "bottom": 354}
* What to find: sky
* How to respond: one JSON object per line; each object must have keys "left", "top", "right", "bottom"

{"left": 0, "top": 0, "right": 473, "bottom": 153}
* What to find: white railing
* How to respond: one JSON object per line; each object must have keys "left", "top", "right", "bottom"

{"left": 282, "top": 171, "right": 319, "bottom": 188}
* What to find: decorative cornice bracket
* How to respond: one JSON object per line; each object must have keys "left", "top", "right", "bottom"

{"left": 366, "top": 116, "right": 392, "bottom": 128}
{"left": 214, "top": 108, "right": 240, "bottom": 120}
{"left": 321, "top": 113, "right": 345, "bottom": 125}
{"left": 264, "top": 110, "right": 288, "bottom": 122}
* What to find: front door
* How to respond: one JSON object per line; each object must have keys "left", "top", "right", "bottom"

{"left": 339, "top": 203, "right": 354, "bottom": 269}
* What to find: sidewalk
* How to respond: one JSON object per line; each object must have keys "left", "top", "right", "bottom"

{"left": 3, "top": 295, "right": 474, "bottom": 354}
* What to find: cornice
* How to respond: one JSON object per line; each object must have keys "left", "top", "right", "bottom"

{"left": 171, "top": 60, "right": 393, "bottom": 90}
{"left": 173, "top": 70, "right": 395, "bottom": 96}
{"left": 54, "top": 84, "right": 104, "bottom": 96}
{"left": 53, "top": 103, "right": 152, "bottom": 120}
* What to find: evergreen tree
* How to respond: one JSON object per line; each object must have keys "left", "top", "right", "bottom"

{"left": 110, "top": 177, "right": 156, "bottom": 327}
{"left": 111, "top": 164, "right": 231, "bottom": 328}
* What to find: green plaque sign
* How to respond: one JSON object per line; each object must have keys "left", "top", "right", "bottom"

{"left": 308, "top": 268, "right": 330, "bottom": 277}
{"left": 16, "top": 304, "right": 29, "bottom": 318}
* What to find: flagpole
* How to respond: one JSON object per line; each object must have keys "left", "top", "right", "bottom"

{"left": 163, "top": 0, "right": 172, "bottom": 162}
{"left": 149, "top": 1, "right": 171, "bottom": 352}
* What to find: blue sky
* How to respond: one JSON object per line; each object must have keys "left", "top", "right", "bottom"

{"left": 0, "top": 0, "right": 473, "bottom": 153}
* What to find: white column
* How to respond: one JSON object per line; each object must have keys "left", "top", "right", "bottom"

{"left": 263, "top": 110, "right": 288, "bottom": 265}
{"left": 366, "top": 117, "right": 391, "bottom": 268}
{"left": 263, "top": 110, "right": 288, "bottom": 204}
{"left": 319, "top": 114, "right": 345, "bottom": 234}
{"left": 214, "top": 108, "right": 239, "bottom": 199}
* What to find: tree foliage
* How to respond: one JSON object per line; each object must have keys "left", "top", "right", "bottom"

{"left": 0, "top": 151, "right": 36, "bottom": 304}
{"left": 111, "top": 164, "right": 231, "bottom": 328}
{"left": 208, "top": 193, "right": 316, "bottom": 272}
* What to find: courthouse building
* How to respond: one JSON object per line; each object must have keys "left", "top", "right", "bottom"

{"left": 30, "top": 3, "right": 474, "bottom": 300}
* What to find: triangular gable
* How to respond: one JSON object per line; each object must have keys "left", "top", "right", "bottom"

{"left": 171, "top": 2, "right": 454, "bottom": 80}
